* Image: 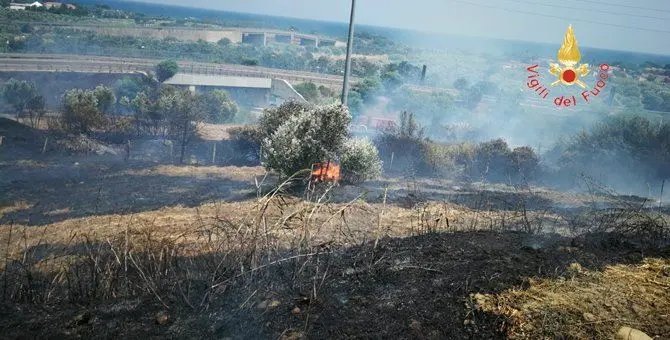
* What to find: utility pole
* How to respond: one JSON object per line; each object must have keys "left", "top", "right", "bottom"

{"left": 341, "top": 0, "right": 356, "bottom": 106}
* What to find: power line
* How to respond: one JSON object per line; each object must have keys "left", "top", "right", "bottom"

{"left": 574, "top": 0, "right": 670, "bottom": 14}
{"left": 499, "top": 0, "right": 670, "bottom": 21}
{"left": 448, "top": 0, "right": 670, "bottom": 34}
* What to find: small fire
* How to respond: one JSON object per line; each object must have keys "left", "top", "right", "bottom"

{"left": 557, "top": 25, "right": 581, "bottom": 67}
{"left": 311, "top": 161, "right": 340, "bottom": 182}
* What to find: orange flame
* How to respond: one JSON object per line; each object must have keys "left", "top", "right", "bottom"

{"left": 311, "top": 161, "right": 340, "bottom": 182}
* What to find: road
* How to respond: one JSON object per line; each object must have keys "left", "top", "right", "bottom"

{"left": 0, "top": 53, "right": 358, "bottom": 88}
{"left": 15, "top": 22, "right": 342, "bottom": 43}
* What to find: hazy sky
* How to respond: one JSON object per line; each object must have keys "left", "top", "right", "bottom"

{"left": 135, "top": 0, "right": 670, "bottom": 55}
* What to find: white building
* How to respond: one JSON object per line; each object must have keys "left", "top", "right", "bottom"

{"left": 9, "top": 2, "right": 43, "bottom": 10}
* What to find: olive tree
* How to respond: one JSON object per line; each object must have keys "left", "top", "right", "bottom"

{"left": 340, "top": 138, "right": 383, "bottom": 184}
{"left": 93, "top": 85, "right": 116, "bottom": 115}
{"left": 202, "top": 90, "right": 238, "bottom": 123}
{"left": 262, "top": 103, "right": 351, "bottom": 177}
{"left": 25, "top": 94, "right": 45, "bottom": 128}
{"left": 2, "top": 78, "right": 39, "bottom": 119}
{"left": 155, "top": 60, "right": 179, "bottom": 83}
{"left": 159, "top": 88, "right": 206, "bottom": 163}
{"left": 62, "top": 89, "right": 104, "bottom": 134}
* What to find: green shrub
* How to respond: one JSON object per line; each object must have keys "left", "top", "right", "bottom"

{"left": 374, "top": 113, "right": 539, "bottom": 183}
{"left": 508, "top": 146, "right": 540, "bottom": 181}
{"left": 155, "top": 60, "right": 179, "bottom": 83}
{"left": 470, "top": 138, "right": 512, "bottom": 181}
{"left": 262, "top": 104, "right": 351, "bottom": 178}
{"left": 228, "top": 125, "right": 263, "bottom": 164}
{"left": 340, "top": 138, "right": 383, "bottom": 184}
{"left": 202, "top": 90, "right": 238, "bottom": 123}
{"left": 61, "top": 88, "right": 104, "bottom": 134}
{"left": 374, "top": 111, "right": 429, "bottom": 176}
{"left": 258, "top": 101, "right": 312, "bottom": 139}
{"left": 294, "top": 82, "right": 319, "bottom": 102}
{"left": 425, "top": 142, "right": 473, "bottom": 178}
{"left": 556, "top": 114, "right": 670, "bottom": 187}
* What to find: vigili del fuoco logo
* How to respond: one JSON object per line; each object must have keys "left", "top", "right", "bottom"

{"left": 525, "top": 25, "right": 610, "bottom": 107}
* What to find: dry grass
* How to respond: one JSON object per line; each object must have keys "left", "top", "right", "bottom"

{"left": 1, "top": 153, "right": 669, "bottom": 338}
{"left": 0, "top": 195, "right": 567, "bottom": 261}
{"left": 14, "top": 160, "right": 49, "bottom": 168}
{"left": 198, "top": 123, "right": 248, "bottom": 141}
{"left": 472, "top": 258, "right": 670, "bottom": 339}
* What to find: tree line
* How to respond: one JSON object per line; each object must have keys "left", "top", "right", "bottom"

{"left": 1, "top": 61, "right": 239, "bottom": 163}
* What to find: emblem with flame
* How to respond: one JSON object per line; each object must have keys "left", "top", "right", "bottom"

{"left": 549, "top": 25, "right": 589, "bottom": 88}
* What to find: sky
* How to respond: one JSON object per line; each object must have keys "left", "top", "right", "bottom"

{"left": 134, "top": 0, "right": 670, "bottom": 55}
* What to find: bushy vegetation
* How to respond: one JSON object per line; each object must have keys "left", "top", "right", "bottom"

{"left": 293, "top": 82, "right": 337, "bottom": 105}
{"left": 251, "top": 101, "right": 383, "bottom": 183}
{"left": 339, "top": 138, "right": 383, "bottom": 184}
{"left": 3, "top": 28, "right": 386, "bottom": 78}
{"left": 552, "top": 114, "right": 670, "bottom": 188}
{"left": 374, "top": 111, "right": 540, "bottom": 183}
{"left": 227, "top": 124, "right": 264, "bottom": 164}
{"left": 1, "top": 78, "right": 44, "bottom": 127}
{"left": 155, "top": 60, "right": 179, "bottom": 82}
{"left": 61, "top": 88, "right": 107, "bottom": 134}
{"left": 261, "top": 103, "right": 351, "bottom": 177}
{"left": 374, "top": 111, "right": 429, "bottom": 176}
{"left": 22, "top": 64, "right": 237, "bottom": 162}
{"left": 201, "top": 90, "right": 238, "bottom": 123}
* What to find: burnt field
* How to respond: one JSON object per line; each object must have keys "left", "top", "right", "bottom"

{"left": 0, "top": 118, "right": 669, "bottom": 339}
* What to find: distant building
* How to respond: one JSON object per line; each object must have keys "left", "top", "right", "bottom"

{"left": 9, "top": 1, "right": 43, "bottom": 9}
{"left": 44, "top": 2, "right": 76, "bottom": 9}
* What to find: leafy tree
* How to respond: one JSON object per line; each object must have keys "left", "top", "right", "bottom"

{"left": 294, "top": 82, "right": 320, "bottom": 103}
{"left": 130, "top": 85, "right": 175, "bottom": 136}
{"left": 201, "top": 90, "right": 238, "bottom": 123}
{"left": 340, "top": 137, "right": 383, "bottom": 184}
{"left": 20, "top": 23, "right": 33, "bottom": 34}
{"left": 380, "top": 70, "right": 403, "bottom": 93}
{"left": 155, "top": 60, "right": 179, "bottom": 82}
{"left": 374, "top": 111, "right": 428, "bottom": 175}
{"left": 217, "top": 38, "right": 231, "bottom": 46}
{"left": 114, "top": 77, "right": 142, "bottom": 100}
{"left": 352, "top": 77, "right": 382, "bottom": 104}
{"left": 258, "top": 100, "right": 312, "bottom": 139}
{"left": 391, "top": 86, "right": 453, "bottom": 128}
{"left": 261, "top": 104, "right": 352, "bottom": 178}
{"left": 385, "top": 61, "right": 421, "bottom": 82}
{"left": 25, "top": 94, "right": 45, "bottom": 128}
{"left": 62, "top": 89, "right": 104, "bottom": 134}
{"left": 241, "top": 58, "right": 259, "bottom": 66}
{"left": 346, "top": 90, "right": 364, "bottom": 117}
{"left": 2, "top": 78, "right": 39, "bottom": 118}
{"left": 463, "top": 86, "right": 484, "bottom": 111}
{"left": 454, "top": 77, "right": 469, "bottom": 91}
{"left": 351, "top": 58, "right": 381, "bottom": 78}
{"left": 318, "top": 85, "right": 333, "bottom": 98}
{"left": 93, "top": 85, "right": 116, "bottom": 115}
{"left": 158, "top": 88, "right": 207, "bottom": 163}
{"left": 558, "top": 114, "right": 670, "bottom": 187}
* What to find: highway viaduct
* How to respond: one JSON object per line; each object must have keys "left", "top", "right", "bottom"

{"left": 0, "top": 53, "right": 357, "bottom": 89}
{"left": 22, "top": 22, "right": 346, "bottom": 48}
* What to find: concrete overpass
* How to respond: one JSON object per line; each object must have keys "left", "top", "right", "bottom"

{"left": 0, "top": 53, "right": 358, "bottom": 89}
{"left": 163, "top": 73, "right": 308, "bottom": 107}
{"left": 23, "top": 22, "right": 345, "bottom": 48}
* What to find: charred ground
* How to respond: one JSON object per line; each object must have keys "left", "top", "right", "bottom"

{"left": 1, "top": 117, "right": 669, "bottom": 339}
